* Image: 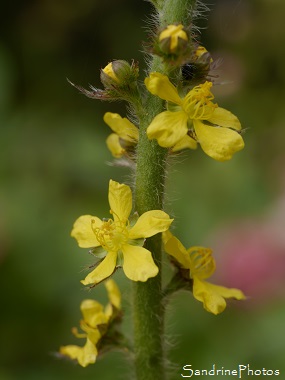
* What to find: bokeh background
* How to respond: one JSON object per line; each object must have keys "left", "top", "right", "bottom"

{"left": 1, "top": 0, "right": 285, "bottom": 379}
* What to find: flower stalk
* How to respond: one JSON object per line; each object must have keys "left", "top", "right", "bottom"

{"left": 132, "top": 2, "right": 198, "bottom": 379}
{"left": 132, "top": 109, "right": 168, "bottom": 380}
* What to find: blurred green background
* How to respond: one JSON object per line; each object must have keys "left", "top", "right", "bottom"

{"left": 1, "top": 0, "right": 285, "bottom": 379}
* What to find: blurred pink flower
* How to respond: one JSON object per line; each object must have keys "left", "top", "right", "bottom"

{"left": 211, "top": 221, "right": 285, "bottom": 303}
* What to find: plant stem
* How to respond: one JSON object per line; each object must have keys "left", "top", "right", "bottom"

{"left": 133, "top": 97, "right": 167, "bottom": 380}
{"left": 132, "top": 1, "right": 197, "bottom": 379}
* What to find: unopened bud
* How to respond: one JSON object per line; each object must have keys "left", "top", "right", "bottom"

{"left": 195, "top": 46, "right": 213, "bottom": 66}
{"left": 100, "top": 60, "right": 138, "bottom": 89}
{"left": 158, "top": 24, "right": 188, "bottom": 55}
{"left": 182, "top": 46, "right": 213, "bottom": 84}
{"left": 195, "top": 46, "right": 209, "bottom": 60}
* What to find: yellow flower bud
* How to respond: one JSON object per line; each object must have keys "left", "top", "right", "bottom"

{"left": 158, "top": 24, "right": 188, "bottom": 54}
{"left": 195, "top": 46, "right": 209, "bottom": 60}
{"left": 100, "top": 60, "right": 138, "bottom": 90}
{"left": 195, "top": 45, "right": 213, "bottom": 65}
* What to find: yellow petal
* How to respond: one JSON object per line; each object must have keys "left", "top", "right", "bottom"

{"left": 193, "top": 277, "right": 245, "bottom": 315}
{"left": 195, "top": 46, "right": 209, "bottom": 59}
{"left": 159, "top": 24, "right": 188, "bottom": 51}
{"left": 71, "top": 215, "right": 102, "bottom": 248}
{"left": 102, "top": 62, "right": 118, "bottom": 82}
{"left": 81, "top": 251, "right": 117, "bottom": 286}
{"left": 192, "top": 276, "right": 227, "bottom": 315}
{"left": 60, "top": 338, "right": 98, "bottom": 367}
{"left": 129, "top": 210, "right": 173, "bottom": 239}
{"left": 80, "top": 300, "right": 108, "bottom": 327}
{"left": 122, "top": 244, "right": 158, "bottom": 281}
{"left": 145, "top": 72, "right": 182, "bottom": 105}
{"left": 104, "top": 112, "right": 139, "bottom": 142}
{"left": 162, "top": 230, "right": 191, "bottom": 269}
{"left": 108, "top": 180, "right": 132, "bottom": 223}
{"left": 159, "top": 24, "right": 187, "bottom": 41}
{"left": 105, "top": 279, "right": 121, "bottom": 310}
{"left": 172, "top": 134, "right": 198, "bottom": 152}
{"left": 104, "top": 303, "right": 113, "bottom": 320}
{"left": 106, "top": 133, "right": 125, "bottom": 158}
{"left": 162, "top": 229, "right": 172, "bottom": 245}
{"left": 86, "top": 329, "right": 102, "bottom": 345}
{"left": 194, "top": 119, "right": 245, "bottom": 161}
{"left": 79, "top": 321, "right": 102, "bottom": 342}
{"left": 147, "top": 110, "right": 188, "bottom": 147}
{"left": 205, "top": 282, "right": 246, "bottom": 301}
{"left": 209, "top": 107, "right": 242, "bottom": 131}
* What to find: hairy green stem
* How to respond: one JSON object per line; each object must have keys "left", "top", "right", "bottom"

{"left": 133, "top": 95, "right": 167, "bottom": 380}
{"left": 132, "top": 1, "right": 197, "bottom": 379}
{"left": 159, "top": 0, "right": 197, "bottom": 27}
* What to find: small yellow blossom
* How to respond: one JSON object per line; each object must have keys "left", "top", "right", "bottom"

{"left": 163, "top": 231, "right": 246, "bottom": 314}
{"left": 71, "top": 180, "right": 173, "bottom": 285}
{"left": 159, "top": 24, "right": 188, "bottom": 53}
{"left": 145, "top": 72, "right": 244, "bottom": 161}
{"left": 104, "top": 112, "right": 139, "bottom": 157}
{"left": 60, "top": 279, "right": 121, "bottom": 367}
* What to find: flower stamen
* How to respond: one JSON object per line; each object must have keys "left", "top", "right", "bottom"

{"left": 183, "top": 81, "right": 217, "bottom": 120}
{"left": 189, "top": 247, "right": 215, "bottom": 279}
{"left": 91, "top": 216, "right": 129, "bottom": 251}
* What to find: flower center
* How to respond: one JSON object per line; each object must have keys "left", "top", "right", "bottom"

{"left": 182, "top": 81, "right": 217, "bottom": 120}
{"left": 188, "top": 247, "right": 216, "bottom": 280}
{"left": 91, "top": 214, "right": 129, "bottom": 252}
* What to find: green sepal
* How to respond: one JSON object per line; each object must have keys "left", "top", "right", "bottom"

{"left": 128, "top": 238, "right": 145, "bottom": 247}
{"left": 129, "top": 211, "right": 139, "bottom": 227}
{"left": 89, "top": 246, "right": 107, "bottom": 258}
{"left": 116, "top": 251, "right": 124, "bottom": 267}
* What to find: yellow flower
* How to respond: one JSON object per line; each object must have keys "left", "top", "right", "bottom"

{"left": 145, "top": 72, "right": 245, "bottom": 161}
{"left": 60, "top": 279, "right": 121, "bottom": 367}
{"left": 159, "top": 24, "right": 188, "bottom": 53}
{"left": 71, "top": 180, "right": 173, "bottom": 285}
{"left": 163, "top": 231, "right": 246, "bottom": 314}
{"left": 104, "top": 112, "right": 139, "bottom": 157}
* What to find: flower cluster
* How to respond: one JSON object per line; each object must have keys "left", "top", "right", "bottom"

{"left": 70, "top": 179, "right": 245, "bottom": 315}
{"left": 60, "top": 279, "right": 121, "bottom": 367}
{"left": 69, "top": 26, "right": 244, "bottom": 161}
{"left": 67, "top": 23, "right": 246, "bottom": 306}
